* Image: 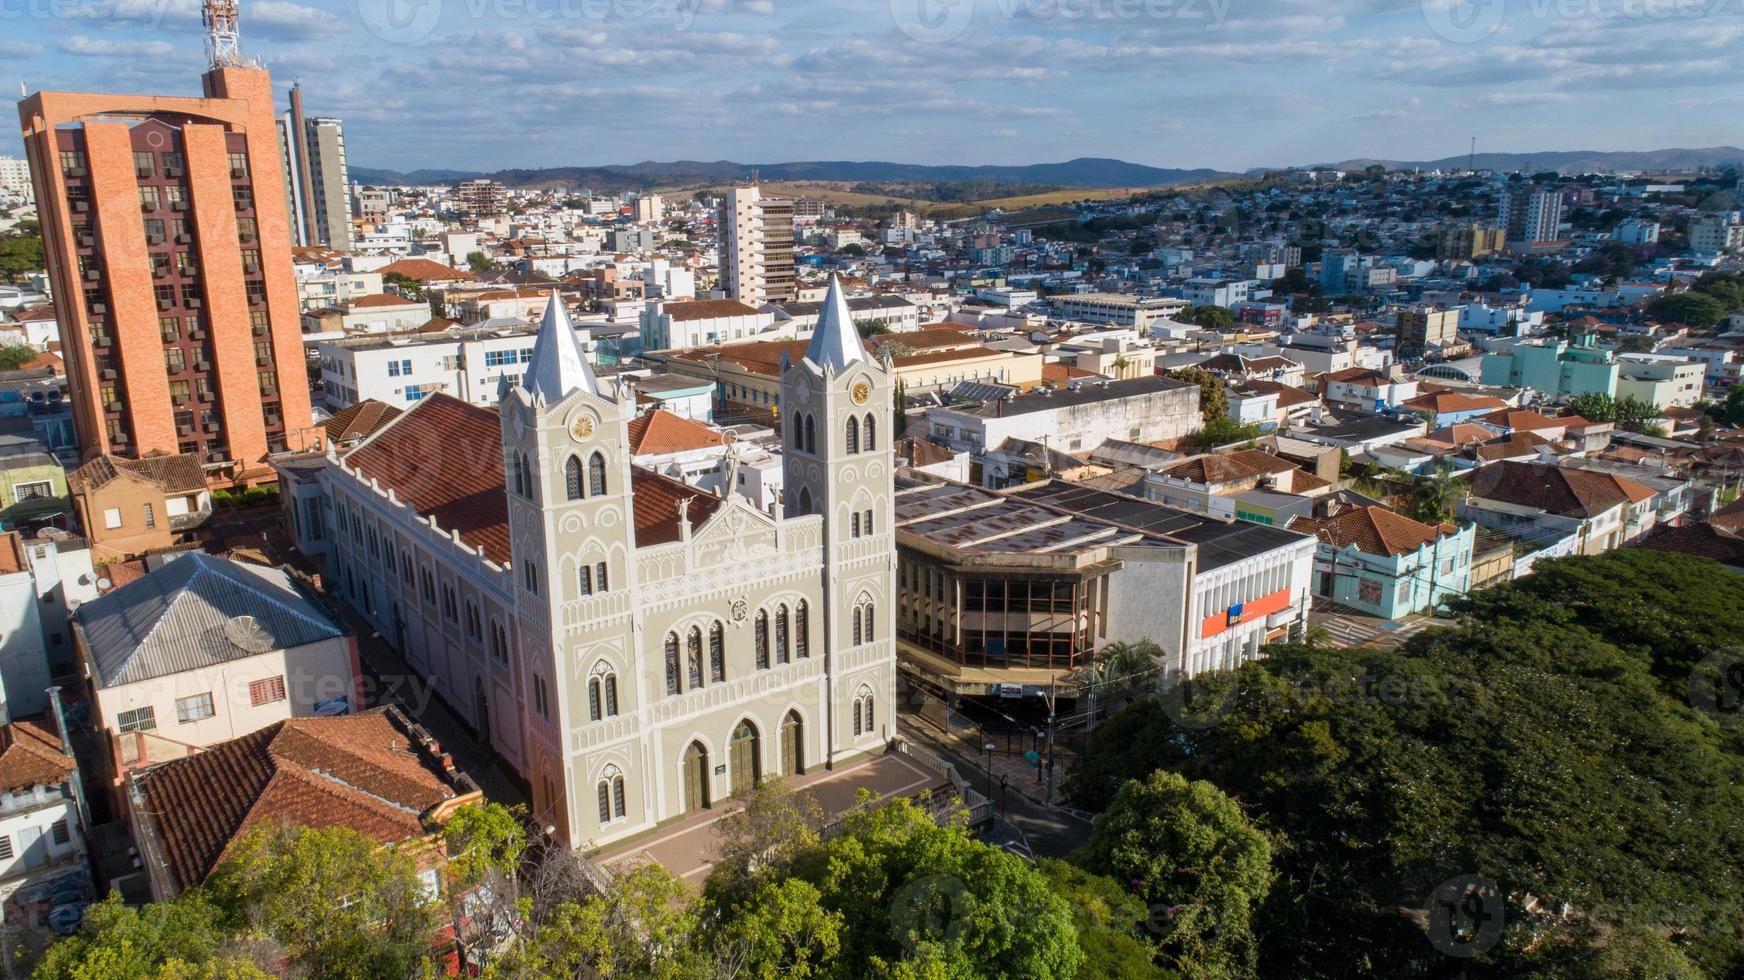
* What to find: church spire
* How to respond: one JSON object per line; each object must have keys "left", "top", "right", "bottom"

{"left": 804, "top": 274, "right": 869, "bottom": 373}
{"left": 521, "top": 291, "right": 599, "bottom": 405}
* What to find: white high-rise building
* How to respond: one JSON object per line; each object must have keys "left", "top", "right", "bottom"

{"left": 276, "top": 82, "right": 352, "bottom": 250}
{"left": 1498, "top": 188, "right": 1563, "bottom": 246}
{"left": 718, "top": 184, "right": 796, "bottom": 305}
{"left": 1690, "top": 215, "right": 1744, "bottom": 255}
{"left": 0, "top": 157, "right": 32, "bottom": 199}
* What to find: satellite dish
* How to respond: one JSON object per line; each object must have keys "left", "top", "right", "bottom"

{"left": 223, "top": 615, "right": 275, "bottom": 653}
{"left": 95, "top": 578, "right": 111, "bottom": 590}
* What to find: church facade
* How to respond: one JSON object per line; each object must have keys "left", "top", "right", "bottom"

{"left": 276, "top": 280, "right": 896, "bottom": 848}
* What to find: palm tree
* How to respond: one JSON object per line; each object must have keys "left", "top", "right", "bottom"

{"left": 1073, "top": 639, "right": 1163, "bottom": 718}
{"left": 1410, "top": 461, "right": 1462, "bottom": 524}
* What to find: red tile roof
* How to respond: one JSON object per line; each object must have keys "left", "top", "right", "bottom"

{"left": 631, "top": 468, "right": 723, "bottom": 546}
{"left": 322, "top": 400, "right": 402, "bottom": 444}
{"left": 662, "top": 299, "right": 764, "bottom": 321}
{"left": 1401, "top": 390, "right": 1507, "bottom": 414}
{"left": 1290, "top": 505, "right": 1457, "bottom": 557}
{"left": 0, "top": 716, "right": 75, "bottom": 794}
{"left": 1637, "top": 523, "right": 1744, "bottom": 567}
{"left": 1467, "top": 460, "right": 1655, "bottom": 516}
{"left": 131, "top": 708, "right": 473, "bottom": 894}
{"left": 626, "top": 409, "right": 730, "bottom": 456}
{"left": 1477, "top": 408, "right": 1566, "bottom": 432}
{"left": 377, "top": 258, "right": 477, "bottom": 282}
{"left": 1239, "top": 379, "right": 1318, "bottom": 408}
{"left": 345, "top": 394, "right": 513, "bottom": 563}
{"left": 346, "top": 292, "right": 426, "bottom": 310}
{"left": 345, "top": 394, "right": 725, "bottom": 560}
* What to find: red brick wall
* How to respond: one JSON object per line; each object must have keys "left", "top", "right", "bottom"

{"left": 186, "top": 123, "right": 266, "bottom": 466}
{"left": 87, "top": 122, "right": 177, "bottom": 454}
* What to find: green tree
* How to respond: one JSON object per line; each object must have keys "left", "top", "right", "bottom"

{"left": 384, "top": 271, "right": 425, "bottom": 301}
{"left": 1166, "top": 367, "right": 1227, "bottom": 421}
{"left": 1647, "top": 290, "right": 1729, "bottom": 327}
{"left": 0, "top": 343, "right": 38, "bottom": 371}
{"left": 1718, "top": 383, "right": 1744, "bottom": 426}
{"left": 487, "top": 864, "right": 703, "bottom": 979}
{"left": 840, "top": 242, "right": 867, "bottom": 257}
{"left": 465, "top": 250, "right": 494, "bottom": 274}
{"left": 1188, "top": 416, "right": 1262, "bottom": 451}
{"left": 1034, "top": 859, "right": 1166, "bottom": 980}
{"left": 1067, "top": 550, "right": 1744, "bottom": 978}
{"left": 206, "top": 825, "right": 441, "bottom": 980}
{"left": 1076, "top": 771, "right": 1273, "bottom": 978}
{"left": 1178, "top": 305, "right": 1234, "bottom": 332}
{"left": 1406, "top": 460, "right": 1462, "bottom": 523}
{"left": 0, "top": 225, "right": 44, "bottom": 282}
{"left": 776, "top": 794, "right": 1083, "bottom": 979}
{"left": 33, "top": 894, "right": 266, "bottom": 980}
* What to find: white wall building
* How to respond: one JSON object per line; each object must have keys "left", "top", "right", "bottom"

{"left": 317, "top": 323, "right": 541, "bottom": 409}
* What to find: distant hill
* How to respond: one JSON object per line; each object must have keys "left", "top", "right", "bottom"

{"left": 348, "top": 157, "right": 1232, "bottom": 192}
{"left": 1315, "top": 147, "right": 1744, "bottom": 175}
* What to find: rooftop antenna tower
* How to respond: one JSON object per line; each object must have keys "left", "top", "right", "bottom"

{"left": 1467, "top": 137, "right": 1476, "bottom": 173}
{"left": 203, "top": 0, "right": 244, "bottom": 69}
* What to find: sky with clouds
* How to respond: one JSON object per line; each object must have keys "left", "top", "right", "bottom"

{"left": 2, "top": 0, "right": 1740, "bottom": 172}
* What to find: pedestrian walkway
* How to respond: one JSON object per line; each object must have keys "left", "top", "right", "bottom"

{"left": 1310, "top": 603, "right": 1434, "bottom": 651}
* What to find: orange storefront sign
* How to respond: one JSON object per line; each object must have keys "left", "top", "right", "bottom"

{"left": 1201, "top": 587, "right": 1294, "bottom": 639}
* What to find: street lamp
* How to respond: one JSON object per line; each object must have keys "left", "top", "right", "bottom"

{"left": 983, "top": 740, "right": 997, "bottom": 807}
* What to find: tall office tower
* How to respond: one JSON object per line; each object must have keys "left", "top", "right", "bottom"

{"left": 0, "top": 157, "right": 33, "bottom": 199}
{"left": 1498, "top": 188, "right": 1563, "bottom": 246}
{"left": 277, "top": 81, "right": 351, "bottom": 251}
{"left": 718, "top": 184, "right": 796, "bottom": 305}
{"left": 16, "top": 0, "right": 313, "bottom": 482}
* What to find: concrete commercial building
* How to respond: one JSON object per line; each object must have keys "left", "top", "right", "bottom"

{"left": 718, "top": 185, "right": 796, "bottom": 305}
{"left": 315, "top": 321, "right": 540, "bottom": 409}
{"left": 641, "top": 299, "right": 774, "bottom": 351}
{"left": 275, "top": 278, "right": 896, "bottom": 849}
{"left": 0, "top": 157, "right": 32, "bottom": 199}
{"left": 276, "top": 82, "right": 349, "bottom": 251}
{"left": 893, "top": 478, "right": 1315, "bottom": 690}
{"left": 1615, "top": 353, "right": 1705, "bottom": 410}
{"left": 300, "top": 292, "right": 428, "bottom": 336}
{"left": 1479, "top": 339, "right": 1619, "bottom": 401}
{"left": 1053, "top": 293, "right": 1186, "bottom": 330}
{"left": 777, "top": 294, "right": 922, "bottom": 335}
{"left": 17, "top": 22, "right": 314, "bottom": 480}
{"left": 925, "top": 375, "right": 1201, "bottom": 474}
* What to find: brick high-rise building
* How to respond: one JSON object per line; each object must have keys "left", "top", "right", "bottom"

{"left": 16, "top": 0, "right": 313, "bottom": 484}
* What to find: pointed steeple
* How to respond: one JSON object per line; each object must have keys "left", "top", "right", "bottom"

{"left": 804, "top": 274, "right": 869, "bottom": 373}
{"left": 521, "top": 291, "right": 599, "bottom": 404}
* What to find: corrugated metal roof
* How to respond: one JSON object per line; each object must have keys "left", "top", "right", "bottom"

{"left": 75, "top": 553, "right": 343, "bottom": 689}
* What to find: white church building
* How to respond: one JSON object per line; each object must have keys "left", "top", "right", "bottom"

{"left": 275, "top": 280, "right": 898, "bottom": 849}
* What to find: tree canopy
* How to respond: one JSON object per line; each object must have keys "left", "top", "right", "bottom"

{"left": 1065, "top": 549, "right": 1744, "bottom": 977}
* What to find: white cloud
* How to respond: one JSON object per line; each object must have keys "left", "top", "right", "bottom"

{"left": 59, "top": 36, "right": 176, "bottom": 57}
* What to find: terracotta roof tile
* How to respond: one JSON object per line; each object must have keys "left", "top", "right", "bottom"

{"left": 1401, "top": 390, "right": 1507, "bottom": 414}
{"left": 1467, "top": 460, "right": 1654, "bottom": 516}
{"left": 0, "top": 716, "right": 75, "bottom": 793}
{"left": 131, "top": 708, "right": 472, "bottom": 894}
{"left": 1637, "top": 523, "right": 1744, "bottom": 567}
{"left": 346, "top": 293, "right": 425, "bottom": 310}
{"left": 626, "top": 410, "right": 730, "bottom": 456}
{"left": 68, "top": 453, "right": 206, "bottom": 495}
{"left": 377, "top": 258, "right": 477, "bottom": 282}
{"left": 345, "top": 394, "right": 726, "bottom": 558}
{"left": 322, "top": 400, "right": 402, "bottom": 444}
{"left": 662, "top": 299, "right": 764, "bottom": 322}
{"left": 344, "top": 394, "right": 513, "bottom": 564}
{"left": 1477, "top": 408, "right": 1566, "bottom": 432}
{"left": 1290, "top": 505, "right": 1455, "bottom": 557}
